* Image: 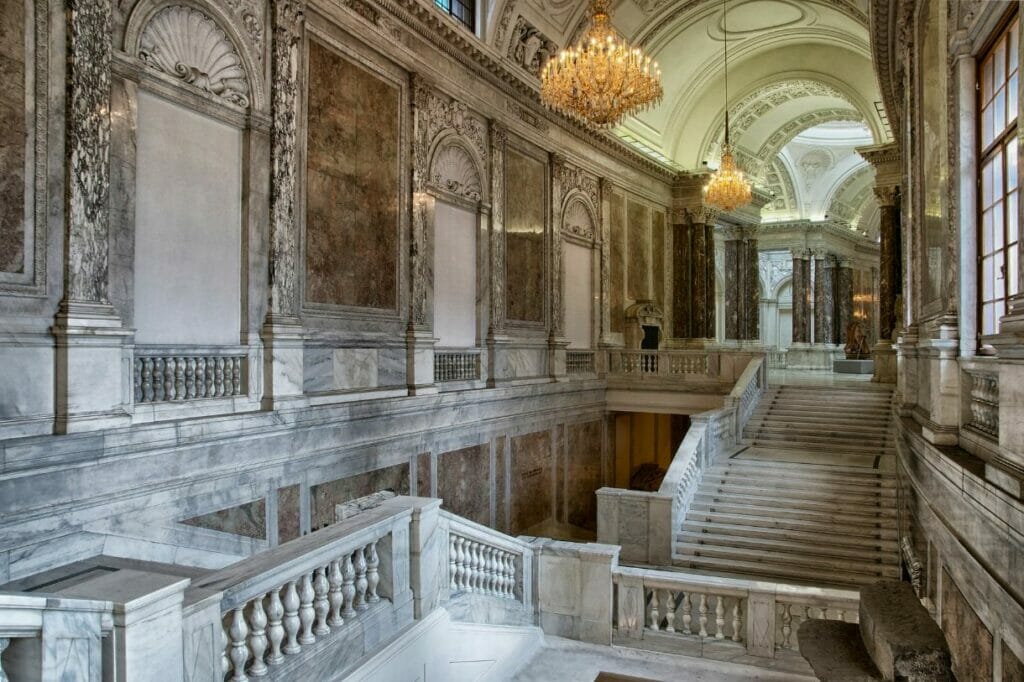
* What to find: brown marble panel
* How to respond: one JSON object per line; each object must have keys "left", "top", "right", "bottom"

{"left": 609, "top": 193, "right": 625, "bottom": 333}
{"left": 277, "top": 484, "right": 300, "bottom": 543}
{"left": 941, "top": 567, "right": 992, "bottom": 682}
{"left": 555, "top": 427, "right": 564, "bottom": 523}
{"left": 495, "top": 438, "right": 507, "bottom": 532}
{"left": 627, "top": 201, "right": 651, "bottom": 300}
{"left": 305, "top": 41, "right": 399, "bottom": 309}
{"left": 0, "top": 0, "right": 26, "bottom": 273}
{"left": 566, "top": 420, "right": 602, "bottom": 531}
{"left": 652, "top": 212, "right": 665, "bottom": 308}
{"left": 416, "top": 452, "right": 432, "bottom": 497}
{"left": 672, "top": 224, "right": 691, "bottom": 338}
{"left": 310, "top": 463, "right": 410, "bottom": 530}
{"left": 183, "top": 498, "right": 266, "bottom": 540}
{"left": 511, "top": 430, "right": 552, "bottom": 534}
{"left": 1004, "top": 642, "right": 1024, "bottom": 681}
{"left": 436, "top": 444, "right": 490, "bottom": 526}
{"left": 505, "top": 148, "right": 545, "bottom": 323}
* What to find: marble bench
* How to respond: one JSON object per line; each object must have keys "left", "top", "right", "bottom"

{"left": 799, "top": 580, "right": 953, "bottom": 681}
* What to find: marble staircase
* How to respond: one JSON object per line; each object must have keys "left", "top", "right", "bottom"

{"left": 674, "top": 385, "right": 899, "bottom": 588}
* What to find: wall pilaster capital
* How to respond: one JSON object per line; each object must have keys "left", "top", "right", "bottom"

{"left": 873, "top": 184, "right": 899, "bottom": 207}
{"left": 856, "top": 142, "right": 902, "bottom": 204}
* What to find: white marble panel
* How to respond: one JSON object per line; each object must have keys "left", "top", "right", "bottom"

{"left": 434, "top": 202, "right": 477, "bottom": 347}
{"left": 133, "top": 91, "right": 242, "bottom": 345}
{"left": 563, "top": 242, "right": 593, "bottom": 349}
{"left": 333, "top": 348, "right": 379, "bottom": 390}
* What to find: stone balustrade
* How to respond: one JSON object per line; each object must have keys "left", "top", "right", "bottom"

{"left": 608, "top": 350, "right": 710, "bottom": 377}
{"left": 133, "top": 348, "right": 246, "bottom": 403}
{"left": 964, "top": 367, "right": 999, "bottom": 439}
{"left": 434, "top": 350, "right": 482, "bottom": 383}
{"left": 767, "top": 349, "right": 787, "bottom": 369}
{"left": 614, "top": 566, "right": 858, "bottom": 659}
{"left": 189, "top": 502, "right": 414, "bottom": 681}
{"left": 442, "top": 511, "right": 531, "bottom": 606}
{"left": 566, "top": 350, "right": 596, "bottom": 375}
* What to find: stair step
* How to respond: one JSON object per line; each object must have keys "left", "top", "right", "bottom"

{"left": 693, "top": 491, "right": 895, "bottom": 516}
{"left": 671, "top": 555, "right": 893, "bottom": 588}
{"left": 760, "top": 402, "right": 892, "bottom": 417}
{"left": 743, "top": 430, "right": 892, "bottom": 447}
{"left": 698, "top": 481, "right": 896, "bottom": 505}
{"left": 745, "top": 437, "right": 895, "bottom": 455}
{"left": 673, "top": 542, "right": 902, "bottom": 577}
{"left": 689, "top": 500, "right": 895, "bottom": 526}
{"left": 682, "top": 520, "right": 899, "bottom": 552}
{"left": 744, "top": 416, "right": 893, "bottom": 434}
{"left": 684, "top": 511, "right": 898, "bottom": 539}
{"left": 675, "top": 530, "right": 899, "bottom": 564}
{"left": 746, "top": 411, "right": 894, "bottom": 429}
{"left": 711, "top": 457, "right": 887, "bottom": 477}
{"left": 745, "top": 422, "right": 892, "bottom": 437}
{"left": 708, "top": 464, "right": 894, "bottom": 486}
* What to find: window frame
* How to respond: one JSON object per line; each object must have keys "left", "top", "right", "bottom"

{"left": 977, "top": 9, "right": 1020, "bottom": 339}
{"left": 434, "top": 0, "right": 476, "bottom": 33}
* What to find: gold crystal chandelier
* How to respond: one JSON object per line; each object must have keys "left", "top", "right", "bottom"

{"left": 540, "top": 0, "right": 663, "bottom": 129}
{"left": 703, "top": 0, "right": 752, "bottom": 212}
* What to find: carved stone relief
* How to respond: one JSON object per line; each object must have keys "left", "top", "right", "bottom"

{"left": 507, "top": 17, "right": 557, "bottom": 76}
{"left": 138, "top": 5, "right": 251, "bottom": 107}
{"left": 429, "top": 143, "right": 482, "bottom": 201}
{"left": 562, "top": 199, "right": 595, "bottom": 241}
{"left": 798, "top": 148, "right": 834, "bottom": 189}
{"left": 0, "top": 0, "right": 27, "bottom": 274}
{"left": 412, "top": 78, "right": 487, "bottom": 195}
{"left": 224, "top": 0, "right": 265, "bottom": 62}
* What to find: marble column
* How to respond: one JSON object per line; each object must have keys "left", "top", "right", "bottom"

{"left": 547, "top": 154, "right": 569, "bottom": 380}
{"left": 722, "top": 229, "right": 759, "bottom": 342}
{"left": 791, "top": 249, "right": 811, "bottom": 344}
{"left": 54, "top": 0, "right": 131, "bottom": 433}
{"left": 670, "top": 208, "right": 718, "bottom": 341}
{"left": 837, "top": 257, "right": 854, "bottom": 347}
{"left": 486, "top": 123, "right": 509, "bottom": 386}
{"left": 262, "top": 0, "right": 307, "bottom": 406}
{"left": 704, "top": 221, "right": 717, "bottom": 340}
{"left": 813, "top": 253, "right": 837, "bottom": 346}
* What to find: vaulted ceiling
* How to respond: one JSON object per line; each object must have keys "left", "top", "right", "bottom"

{"left": 487, "top": 0, "right": 889, "bottom": 233}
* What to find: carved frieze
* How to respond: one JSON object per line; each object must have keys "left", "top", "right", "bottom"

{"left": 138, "top": 5, "right": 251, "bottom": 107}
{"left": 506, "top": 16, "right": 557, "bottom": 76}
{"left": 505, "top": 99, "right": 549, "bottom": 131}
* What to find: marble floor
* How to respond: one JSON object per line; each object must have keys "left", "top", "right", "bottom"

{"left": 768, "top": 368, "right": 877, "bottom": 387}
{"left": 512, "top": 637, "right": 812, "bottom": 681}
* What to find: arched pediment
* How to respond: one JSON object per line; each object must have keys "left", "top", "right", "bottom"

{"left": 562, "top": 195, "right": 597, "bottom": 242}
{"left": 428, "top": 139, "right": 484, "bottom": 203}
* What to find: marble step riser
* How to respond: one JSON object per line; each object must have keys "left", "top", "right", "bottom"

{"left": 681, "top": 522, "right": 899, "bottom": 551}
{"left": 710, "top": 458, "right": 892, "bottom": 476}
{"left": 690, "top": 503, "right": 896, "bottom": 526}
{"left": 771, "top": 392, "right": 894, "bottom": 403}
{"left": 758, "top": 406, "right": 893, "bottom": 419}
{"left": 745, "top": 438, "right": 895, "bottom": 454}
{"left": 774, "top": 388, "right": 895, "bottom": 398}
{"left": 706, "top": 469, "right": 895, "bottom": 487}
{"left": 744, "top": 421, "right": 893, "bottom": 435}
{"left": 693, "top": 493, "right": 896, "bottom": 516}
{"left": 675, "top": 533, "right": 900, "bottom": 564}
{"left": 763, "top": 396, "right": 894, "bottom": 407}
{"left": 685, "top": 512, "right": 898, "bottom": 539}
{"left": 697, "top": 485, "right": 896, "bottom": 506}
{"left": 672, "top": 545, "right": 902, "bottom": 577}
{"left": 743, "top": 431, "right": 892, "bottom": 446}
{"left": 671, "top": 557, "right": 891, "bottom": 587}
{"left": 701, "top": 480, "right": 897, "bottom": 500}
{"left": 746, "top": 415, "right": 894, "bottom": 430}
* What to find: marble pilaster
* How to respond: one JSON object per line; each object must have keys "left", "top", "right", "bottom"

{"left": 837, "top": 257, "right": 854, "bottom": 345}
{"left": 487, "top": 123, "right": 509, "bottom": 386}
{"left": 548, "top": 154, "right": 568, "bottom": 380}
{"left": 262, "top": 0, "right": 307, "bottom": 405}
{"left": 55, "top": 0, "right": 131, "bottom": 433}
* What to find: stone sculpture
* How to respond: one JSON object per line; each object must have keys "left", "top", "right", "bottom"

{"left": 844, "top": 320, "right": 871, "bottom": 359}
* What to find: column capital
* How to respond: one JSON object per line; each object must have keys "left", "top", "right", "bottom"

{"left": 856, "top": 142, "right": 902, "bottom": 204}
{"left": 790, "top": 247, "right": 810, "bottom": 260}
{"left": 489, "top": 120, "right": 508, "bottom": 149}
{"left": 838, "top": 256, "right": 854, "bottom": 269}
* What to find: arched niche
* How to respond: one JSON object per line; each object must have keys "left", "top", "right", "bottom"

{"left": 427, "top": 135, "right": 489, "bottom": 351}
{"left": 560, "top": 193, "right": 599, "bottom": 349}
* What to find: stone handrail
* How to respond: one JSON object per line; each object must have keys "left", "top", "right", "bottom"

{"left": 190, "top": 503, "right": 414, "bottom": 681}
{"left": 0, "top": 593, "right": 114, "bottom": 681}
{"left": 434, "top": 349, "right": 482, "bottom": 383}
{"left": 613, "top": 566, "right": 859, "bottom": 658}
{"left": 598, "top": 356, "right": 767, "bottom": 565}
{"left": 133, "top": 345, "right": 247, "bottom": 403}
{"left": 441, "top": 510, "right": 534, "bottom": 607}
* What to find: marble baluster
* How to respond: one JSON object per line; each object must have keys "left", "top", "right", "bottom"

{"left": 297, "top": 573, "right": 315, "bottom": 644}
{"left": 341, "top": 554, "right": 357, "bottom": 618}
{"left": 327, "top": 559, "right": 345, "bottom": 627}
{"left": 265, "top": 588, "right": 285, "bottom": 665}
{"left": 366, "top": 541, "right": 380, "bottom": 603}
{"left": 228, "top": 606, "right": 250, "bottom": 681}
{"left": 312, "top": 567, "right": 330, "bottom": 636}
{"left": 281, "top": 580, "right": 301, "bottom": 655}
{"left": 248, "top": 596, "right": 269, "bottom": 677}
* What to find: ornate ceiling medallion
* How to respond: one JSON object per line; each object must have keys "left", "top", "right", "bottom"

{"left": 703, "top": 0, "right": 752, "bottom": 212}
{"left": 539, "top": 0, "right": 663, "bottom": 129}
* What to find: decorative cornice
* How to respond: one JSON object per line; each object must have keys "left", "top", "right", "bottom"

{"left": 856, "top": 141, "right": 902, "bottom": 190}
{"left": 370, "top": 0, "right": 678, "bottom": 182}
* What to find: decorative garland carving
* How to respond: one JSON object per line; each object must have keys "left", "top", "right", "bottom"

{"left": 138, "top": 5, "right": 251, "bottom": 107}
{"left": 224, "top": 0, "right": 265, "bottom": 62}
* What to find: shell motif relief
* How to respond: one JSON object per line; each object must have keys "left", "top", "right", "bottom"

{"left": 139, "top": 5, "right": 251, "bottom": 107}
{"left": 430, "top": 144, "right": 482, "bottom": 201}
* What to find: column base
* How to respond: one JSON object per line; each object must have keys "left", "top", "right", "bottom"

{"left": 548, "top": 336, "right": 570, "bottom": 381}
{"left": 53, "top": 301, "right": 132, "bottom": 434}
{"left": 872, "top": 341, "right": 897, "bottom": 383}
{"left": 407, "top": 329, "right": 439, "bottom": 396}
{"left": 261, "top": 316, "right": 307, "bottom": 409}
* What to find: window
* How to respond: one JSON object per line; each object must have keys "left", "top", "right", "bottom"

{"left": 979, "top": 13, "right": 1020, "bottom": 336}
{"left": 435, "top": 0, "right": 475, "bottom": 32}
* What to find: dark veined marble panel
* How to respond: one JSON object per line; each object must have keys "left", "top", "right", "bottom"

{"left": 436, "top": 444, "right": 490, "bottom": 526}
{"left": 182, "top": 498, "right": 267, "bottom": 540}
{"left": 609, "top": 193, "right": 625, "bottom": 332}
{"left": 416, "top": 452, "right": 431, "bottom": 497}
{"left": 505, "top": 148, "right": 545, "bottom": 323}
{"left": 627, "top": 200, "right": 650, "bottom": 301}
{"left": 277, "top": 484, "right": 300, "bottom": 543}
{"left": 1004, "top": 642, "right": 1024, "bottom": 681}
{"left": 941, "top": 568, "right": 992, "bottom": 682}
{"left": 510, "top": 430, "right": 551, "bottom": 534}
{"left": 0, "top": 0, "right": 26, "bottom": 273}
{"left": 305, "top": 41, "right": 399, "bottom": 309}
{"left": 310, "top": 463, "right": 410, "bottom": 530}
{"left": 652, "top": 211, "right": 665, "bottom": 308}
{"left": 566, "top": 420, "right": 602, "bottom": 531}
{"left": 495, "top": 438, "right": 507, "bottom": 532}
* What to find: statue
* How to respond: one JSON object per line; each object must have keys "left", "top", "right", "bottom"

{"left": 845, "top": 321, "right": 871, "bottom": 359}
